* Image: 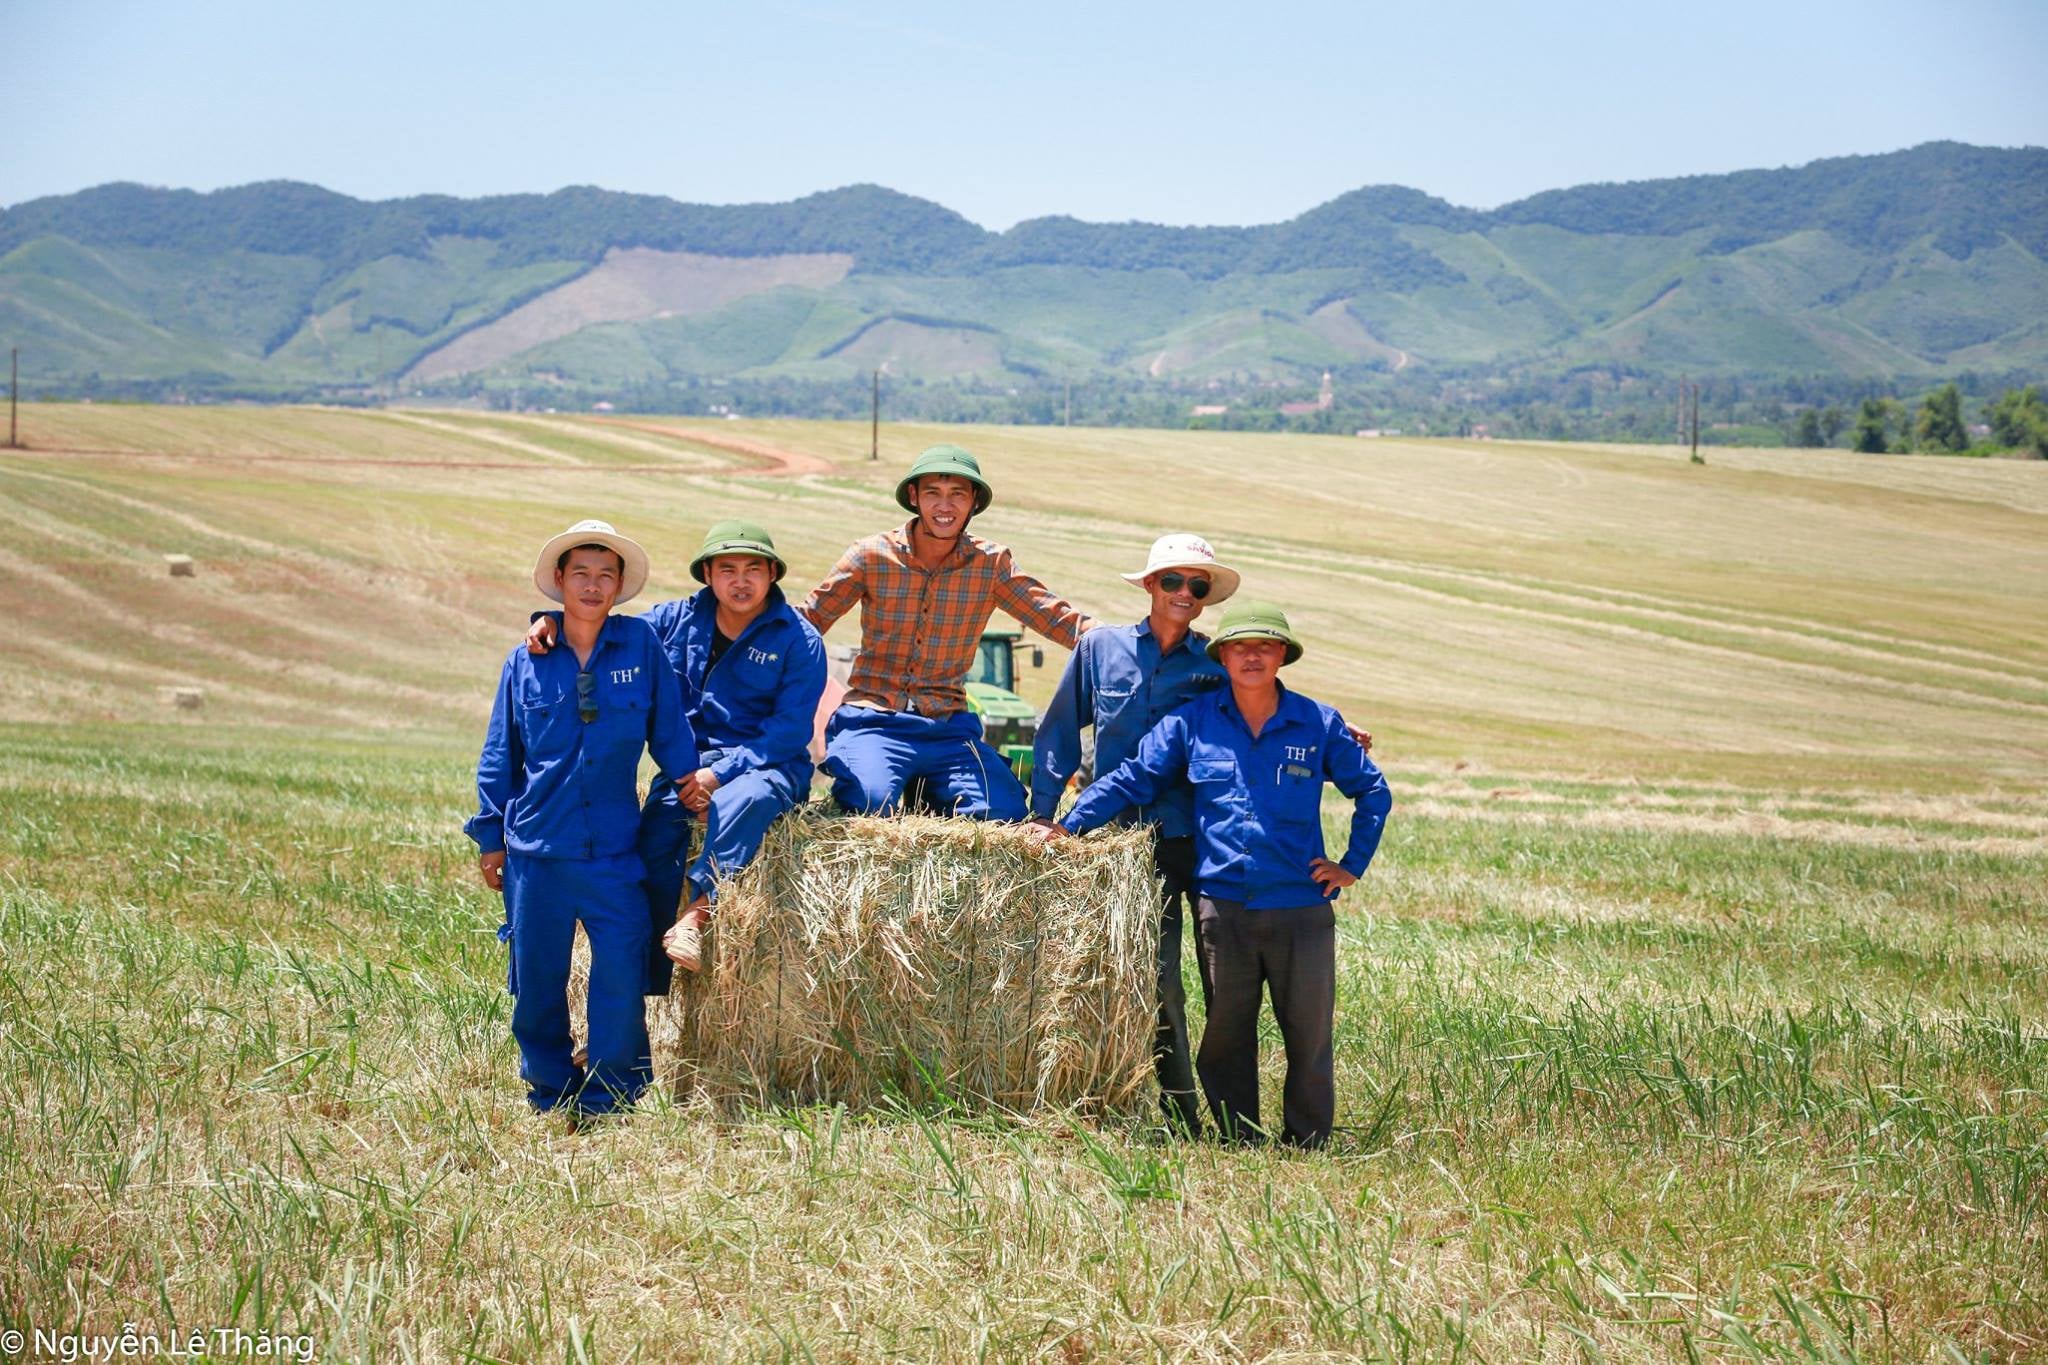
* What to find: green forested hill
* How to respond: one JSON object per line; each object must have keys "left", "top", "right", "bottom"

{"left": 3, "top": 142, "right": 2043, "bottom": 400}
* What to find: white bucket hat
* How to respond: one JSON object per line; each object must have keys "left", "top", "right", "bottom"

{"left": 1121, "top": 533, "right": 1241, "bottom": 604}
{"left": 532, "top": 519, "right": 650, "bottom": 605}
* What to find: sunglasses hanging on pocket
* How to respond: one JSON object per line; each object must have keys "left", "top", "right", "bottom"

{"left": 576, "top": 670, "right": 598, "bottom": 723}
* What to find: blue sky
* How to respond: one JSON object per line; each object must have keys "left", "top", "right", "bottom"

{"left": 4, "top": 0, "right": 2044, "bottom": 227}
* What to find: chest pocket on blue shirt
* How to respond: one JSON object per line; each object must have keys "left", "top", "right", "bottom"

{"left": 730, "top": 650, "right": 779, "bottom": 697}
{"left": 591, "top": 689, "right": 647, "bottom": 747}
{"left": 1189, "top": 755, "right": 1239, "bottom": 802}
{"left": 1273, "top": 758, "right": 1323, "bottom": 827}
{"left": 516, "top": 688, "right": 575, "bottom": 754}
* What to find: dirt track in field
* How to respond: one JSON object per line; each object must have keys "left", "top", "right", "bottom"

{"left": 8, "top": 417, "right": 835, "bottom": 478}
{"left": 590, "top": 418, "right": 836, "bottom": 475}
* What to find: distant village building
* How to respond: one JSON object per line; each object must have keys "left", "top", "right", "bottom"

{"left": 592, "top": 401, "right": 616, "bottom": 412}
{"left": 1356, "top": 429, "right": 1381, "bottom": 439}
{"left": 1280, "top": 371, "right": 1335, "bottom": 417}
{"left": 1191, "top": 404, "right": 1230, "bottom": 417}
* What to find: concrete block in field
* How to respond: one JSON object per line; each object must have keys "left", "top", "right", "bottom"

{"left": 159, "top": 686, "right": 204, "bottom": 710}
{"left": 164, "top": 554, "right": 196, "bottom": 577}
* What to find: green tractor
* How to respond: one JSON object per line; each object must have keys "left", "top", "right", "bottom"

{"left": 811, "top": 627, "right": 1047, "bottom": 783}
{"left": 962, "top": 626, "right": 1044, "bottom": 780}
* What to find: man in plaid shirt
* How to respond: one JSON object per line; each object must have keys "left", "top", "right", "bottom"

{"left": 799, "top": 444, "right": 1095, "bottom": 820}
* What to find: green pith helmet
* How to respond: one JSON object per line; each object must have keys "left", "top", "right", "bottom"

{"left": 1205, "top": 600, "right": 1304, "bottom": 665}
{"left": 895, "top": 444, "right": 993, "bottom": 515}
{"left": 690, "top": 519, "right": 787, "bottom": 583}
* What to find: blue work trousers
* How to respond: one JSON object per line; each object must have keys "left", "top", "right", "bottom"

{"left": 637, "top": 763, "right": 807, "bottom": 994}
{"left": 504, "top": 852, "right": 651, "bottom": 1114}
{"left": 821, "top": 705, "right": 1026, "bottom": 820}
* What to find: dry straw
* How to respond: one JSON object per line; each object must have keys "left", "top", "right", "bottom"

{"left": 574, "top": 811, "right": 1162, "bottom": 1115}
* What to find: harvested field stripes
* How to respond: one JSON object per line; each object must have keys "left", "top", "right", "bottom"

{"left": 993, "top": 491, "right": 2046, "bottom": 696}
{"left": 1230, "top": 548, "right": 2048, "bottom": 715}
{"left": 985, "top": 504, "right": 2048, "bottom": 688}
{"left": 1240, "top": 542, "right": 2048, "bottom": 689}
{"left": 6, "top": 444, "right": 743, "bottom": 474}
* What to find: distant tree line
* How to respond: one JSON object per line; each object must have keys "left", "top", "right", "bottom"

{"left": 31, "top": 358, "right": 2047, "bottom": 460}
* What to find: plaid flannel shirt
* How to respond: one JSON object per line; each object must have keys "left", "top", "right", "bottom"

{"left": 799, "top": 521, "right": 1095, "bottom": 716}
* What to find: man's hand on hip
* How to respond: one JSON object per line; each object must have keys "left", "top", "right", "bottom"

{"left": 1309, "top": 857, "right": 1356, "bottom": 897}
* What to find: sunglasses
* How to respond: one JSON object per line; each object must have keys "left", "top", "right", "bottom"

{"left": 1157, "top": 571, "right": 1213, "bottom": 600}
{"left": 576, "top": 670, "right": 598, "bottom": 723}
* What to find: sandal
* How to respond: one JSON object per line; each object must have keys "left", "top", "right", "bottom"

{"left": 663, "top": 906, "right": 712, "bottom": 972}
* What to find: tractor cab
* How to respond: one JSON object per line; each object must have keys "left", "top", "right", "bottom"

{"left": 962, "top": 626, "right": 1044, "bottom": 779}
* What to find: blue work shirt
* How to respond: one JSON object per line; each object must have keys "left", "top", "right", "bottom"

{"left": 1061, "top": 683, "right": 1391, "bottom": 909}
{"left": 466, "top": 613, "right": 697, "bottom": 860}
{"left": 1031, "top": 619, "right": 1225, "bottom": 838}
{"left": 638, "top": 585, "right": 828, "bottom": 795}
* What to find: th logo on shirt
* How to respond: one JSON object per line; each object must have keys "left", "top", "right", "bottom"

{"left": 1284, "top": 744, "right": 1311, "bottom": 762}
{"left": 609, "top": 666, "right": 641, "bottom": 685}
{"left": 746, "top": 646, "right": 779, "bottom": 665}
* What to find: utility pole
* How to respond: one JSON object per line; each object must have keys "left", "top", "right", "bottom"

{"left": 870, "top": 368, "right": 880, "bottom": 461}
{"left": 7, "top": 348, "right": 16, "bottom": 449}
{"left": 1678, "top": 377, "right": 1703, "bottom": 464}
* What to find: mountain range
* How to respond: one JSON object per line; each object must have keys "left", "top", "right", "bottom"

{"left": 3, "top": 141, "right": 2044, "bottom": 400}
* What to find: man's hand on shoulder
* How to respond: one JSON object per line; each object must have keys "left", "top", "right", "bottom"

{"left": 524, "top": 616, "right": 558, "bottom": 655}
{"left": 1345, "top": 721, "right": 1373, "bottom": 754}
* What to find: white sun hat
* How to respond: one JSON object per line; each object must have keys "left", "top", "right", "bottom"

{"left": 1120, "top": 532, "right": 1241, "bottom": 603}
{"left": 532, "top": 519, "right": 651, "bottom": 605}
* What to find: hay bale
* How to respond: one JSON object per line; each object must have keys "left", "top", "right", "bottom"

{"left": 570, "top": 811, "right": 1160, "bottom": 1115}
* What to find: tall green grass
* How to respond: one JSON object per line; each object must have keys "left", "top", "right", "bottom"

{"left": 3, "top": 724, "right": 2042, "bottom": 1359}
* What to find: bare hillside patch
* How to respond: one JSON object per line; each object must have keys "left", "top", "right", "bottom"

{"left": 407, "top": 248, "right": 852, "bottom": 381}
{"left": 825, "top": 319, "right": 1002, "bottom": 376}
{"left": 1305, "top": 298, "right": 1405, "bottom": 365}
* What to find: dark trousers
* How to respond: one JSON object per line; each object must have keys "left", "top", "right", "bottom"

{"left": 1152, "top": 835, "right": 1208, "bottom": 1133}
{"left": 1194, "top": 896, "right": 1336, "bottom": 1148}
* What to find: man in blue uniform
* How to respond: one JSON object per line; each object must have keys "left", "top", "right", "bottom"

{"left": 524, "top": 520, "right": 827, "bottom": 978}
{"left": 1030, "top": 533, "right": 1239, "bottom": 1132}
{"left": 1039, "top": 601, "right": 1391, "bottom": 1148}
{"left": 467, "top": 520, "right": 698, "bottom": 1119}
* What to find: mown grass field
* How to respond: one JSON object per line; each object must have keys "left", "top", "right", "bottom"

{"left": 2, "top": 404, "right": 2045, "bottom": 1360}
